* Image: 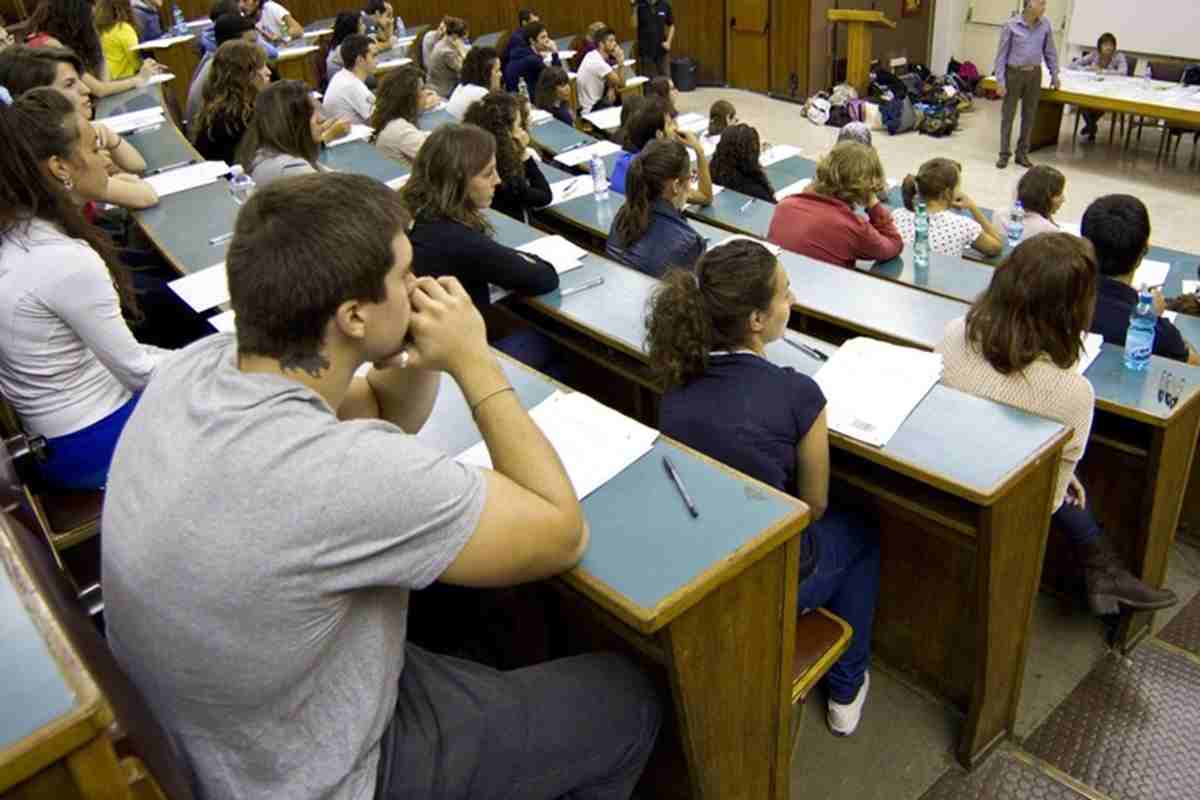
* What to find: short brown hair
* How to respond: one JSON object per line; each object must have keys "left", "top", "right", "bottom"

{"left": 965, "top": 233, "right": 1098, "bottom": 374}
{"left": 1016, "top": 165, "right": 1065, "bottom": 218}
{"left": 810, "top": 142, "right": 887, "bottom": 207}
{"left": 399, "top": 123, "right": 496, "bottom": 233}
{"left": 228, "top": 173, "right": 412, "bottom": 369}
{"left": 0, "top": 46, "right": 84, "bottom": 97}
{"left": 901, "top": 157, "right": 962, "bottom": 211}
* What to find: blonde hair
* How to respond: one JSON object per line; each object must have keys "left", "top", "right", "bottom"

{"left": 809, "top": 142, "right": 887, "bottom": 207}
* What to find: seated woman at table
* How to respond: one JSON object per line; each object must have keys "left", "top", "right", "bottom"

{"left": 95, "top": 0, "right": 142, "bottom": 80}
{"left": 0, "top": 88, "right": 166, "bottom": 489}
{"left": 427, "top": 16, "right": 468, "bottom": 97}
{"left": 370, "top": 64, "right": 439, "bottom": 164}
{"left": 1070, "top": 32, "right": 1128, "bottom": 141}
{"left": 996, "top": 165, "right": 1066, "bottom": 244}
{"left": 193, "top": 40, "right": 271, "bottom": 164}
{"left": 324, "top": 11, "right": 364, "bottom": 84}
{"left": 464, "top": 92, "right": 550, "bottom": 222}
{"left": 606, "top": 138, "right": 706, "bottom": 279}
{"left": 239, "top": 80, "right": 348, "bottom": 187}
{"left": 610, "top": 99, "right": 712, "bottom": 205}
{"left": 25, "top": 0, "right": 160, "bottom": 97}
{"left": 644, "top": 76, "right": 679, "bottom": 118}
{"left": 767, "top": 142, "right": 901, "bottom": 268}
{"left": 533, "top": 65, "right": 573, "bottom": 126}
{"left": 446, "top": 45, "right": 501, "bottom": 119}
{"left": 895, "top": 157, "right": 1003, "bottom": 257}
{"left": 400, "top": 123, "right": 563, "bottom": 374}
{"left": 646, "top": 238, "right": 880, "bottom": 735}
{"left": 709, "top": 123, "right": 775, "bottom": 203}
{"left": 937, "top": 233, "right": 1177, "bottom": 617}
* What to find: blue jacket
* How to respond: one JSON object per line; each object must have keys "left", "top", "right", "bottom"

{"left": 609, "top": 150, "right": 635, "bottom": 194}
{"left": 503, "top": 42, "right": 558, "bottom": 93}
{"left": 606, "top": 198, "right": 707, "bottom": 278}
{"left": 132, "top": 2, "right": 163, "bottom": 42}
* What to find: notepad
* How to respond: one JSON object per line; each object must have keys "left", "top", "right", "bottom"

{"left": 326, "top": 124, "right": 374, "bottom": 147}
{"left": 456, "top": 390, "right": 659, "bottom": 499}
{"left": 169, "top": 263, "right": 228, "bottom": 312}
{"left": 103, "top": 107, "right": 165, "bottom": 134}
{"left": 1183, "top": 280, "right": 1199, "bottom": 295}
{"left": 555, "top": 139, "right": 621, "bottom": 167}
{"left": 208, "top": 309, "right": 237, "bottom": 333}
{"left": 583, "top": 106, "right": 623, "bottom": 130}
{"left": 1133, "top": 259, "right": 1170, "bottom": 289}
{"left": 144, "top": 72, "right": 177, "bottom": 86}
{"left": 133, "top": 33, "right": 193, "bottom": 50}
{"left": 760, "top": 144, "right": 802, "bottom": 166}
{"left": 549, "top": 176, "right": 595, "bottom": 206}
{"left": 811, "top": 338, "right": 943, "bottom": 447}
{"left": 145, "top": 161, "right": 230, "bottom": 197}
{"left": 517, "top": 235, "right": 589, "bottom": 274}
{"left": 716, "top": 235, "right": 781, "bottom": 255}
{"left": 774, "top": 179, "right": 810, "bottom": 201}
{"left": 1075, "top": 333, "right": 1104, "bottom": 375}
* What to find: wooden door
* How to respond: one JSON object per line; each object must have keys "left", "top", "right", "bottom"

{"left": 726, "top": 0, "right": 770, "bottom": 92}
{"left": 769, "top": 0, "right": 810, "bottom": 101}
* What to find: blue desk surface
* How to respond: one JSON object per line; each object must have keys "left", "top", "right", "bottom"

{"left": 531, "top": 118, "right": 597, "bottom": 155}
{"left": 686, "top": 188, "right": 775, "bottom": 239}
{"left": 417, "top": 108, "right": 455, "bottom": 131}
{"left": 867, "top": 249, "right": 992, "bottom": 304}
{"left": 95, "top": 84, "right": 163, "bottom": 118}
{"left": 415, "top": 355, "right": 806, "bottom": 630}
{"left": 135, "top": 180, "right": 239, "bottom": 274}
{"left": 125, "top": 122, "right": 199, "bottom": 174}
{"left": 318, "top": 139, "right": 410, "bottom": 184}
{"left": 763, "top": 155, "right": 816, "bottom": 188}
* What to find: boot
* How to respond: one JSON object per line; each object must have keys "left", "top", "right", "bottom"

{"left": 1077, "top": 536, "right": 1178, "bottom": 615}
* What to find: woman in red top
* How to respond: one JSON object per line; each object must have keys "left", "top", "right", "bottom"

{"left": 767, "top": 142, "right": 902, "bottom": 268}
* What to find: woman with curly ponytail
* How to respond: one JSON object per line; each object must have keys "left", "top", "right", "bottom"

{"left": 463, "top": 91, "right": 551, "bottom": 222}
{"left": 649, "top": 238, "right": 880, "bottom": 737}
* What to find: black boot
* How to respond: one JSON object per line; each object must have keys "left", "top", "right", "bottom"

{"left": 1077, "top": 536, "right": 1179, "bottom": 615}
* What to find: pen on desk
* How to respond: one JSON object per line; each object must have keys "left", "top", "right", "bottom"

{"left": 130, "top": 123, "right": 163, "bottom": 135}
{"left": 209, "top": 232, "right": 234, "bottom": 246}
{"left": 784, "top": 336, "right": 828, "bottom": 362}
{"left": 144, "top": 160, "right": 191, "bottom": 176}
{"left": 663, "top": 456, "right": 699, "bottom": 518}
{"left": 560, "top": 277, "right": 605, "bottom": 297}
{"left": 738, "top": 198, "right": 754, "bottom": 214}
{"left": 558, "top": 140, "right": 586, "bottom": 153}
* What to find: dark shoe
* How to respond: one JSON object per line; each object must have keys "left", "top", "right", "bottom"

{"left": 1087, "top": 130, "right": 1097, "bottom": 142}
{"left": 1077, "top": 536, "right": 1179, "bottom": 615}
{"left": 1015, "top": 154, "right": 1034, "bottom": 168}
{"left": 995, "top": 155, "right": 1009, "bottom": 168}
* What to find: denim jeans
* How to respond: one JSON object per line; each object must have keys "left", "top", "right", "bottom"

{"left": 495, "top": 328, "right": 570, "bottom": 383}
{"left": 1052, "top": 494, "right": 1102, "bottom": 547}
{"left": 796, "top": 507, "right": 881, "bottom": 704}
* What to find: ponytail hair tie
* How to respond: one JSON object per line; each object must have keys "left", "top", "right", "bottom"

{"left": 0, "top": 86, "right": 12, "bottom": 106}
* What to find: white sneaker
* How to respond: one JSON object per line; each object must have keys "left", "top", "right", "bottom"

{"left": 827, "top": 671, "right": 869, "bottom": 736}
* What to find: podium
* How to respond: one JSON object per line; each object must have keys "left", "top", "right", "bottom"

{"left": 828, "top": 9, "right": 896, "bottom": 95}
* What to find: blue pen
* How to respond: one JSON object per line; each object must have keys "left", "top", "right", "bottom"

{"left": 738, "top": 198, "right": 754, "bottom": 213}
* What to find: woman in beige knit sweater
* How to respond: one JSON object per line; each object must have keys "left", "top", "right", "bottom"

{"left": 937, "top": 233, "right": 1177, "bottom": 617}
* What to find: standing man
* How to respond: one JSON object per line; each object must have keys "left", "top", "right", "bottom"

{"left": 993, "top": 0, "right": 1059, "bottom": 169}
{"left": 631, "top": 0, "right": 674, "bottom": 78}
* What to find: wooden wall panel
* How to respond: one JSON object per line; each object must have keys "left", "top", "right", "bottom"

{"left": 770, "top": 0, "right": 810, "bottom": 101}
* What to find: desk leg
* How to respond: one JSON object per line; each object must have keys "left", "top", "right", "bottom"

{"left": 659, "top": 537, "right": 799, "bottom": 800}
{"left": 65, "top": 735, "right": 132, "bottom": 800}
{"left": 959, "top": 454, "right": 1058, "bottom": 767}
{"left": 1029, "top": 99, "right": 1064, "bottom": 152}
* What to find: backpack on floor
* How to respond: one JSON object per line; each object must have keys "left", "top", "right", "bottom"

{"left": 880, "top": 97, "right": 919, "bottom": 135}
{"left": 917, "top": 103, "right": 959, "bottom": 137}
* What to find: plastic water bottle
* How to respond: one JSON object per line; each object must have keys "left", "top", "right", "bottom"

{"left": 1006, "top": 201, "right": 1025, "bottom": 248}
{"left": 171, "top": 4, "right": 187, "bottom": 35}
{"left": 590, "top": 153, "right": 609, "bottom": 201}
{"left": 913, "top": 197, "right": 930, "bottom": 272}
{"left": 518, "top": 77, "right": 529, "bottom": 100}
{"left": 228, "top": 165, "right": 256, "bottom": 205}
{"left": 1123, "top": 286, "right": 1157, "bottom": 371}
{"left": 1143, "top": 62, "right": 1153, "bottom": 91}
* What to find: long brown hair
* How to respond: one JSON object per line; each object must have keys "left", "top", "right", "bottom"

{"left": 809, "top": 141, "right": 886, "bottom": 207}
{"left": 611, "top": 138, "right": 689, "bottom": 247}
{"left": 462, "top": 91, "right": 523, "bottom": 184}
{"left": 901, "top": 157, "right": 961, "bottom": 211}
{"left": 4, "top": 89, "right": 137, "bottom": 315}
{"left": 93, "top": 0, "right": 134, "bottom": 32}
{"left": 710, "top": 124, "right": 772, "bottom": 194}
{"left": 645, "top": 76, "right": 677, "bottom": 117}
{"left": 27, "top": 0, "right": 103, "bottom": 74}
{"left": 238, "top": 80, "right": 318, "bottom": 171}
{"left": 194, "top": 40, "right": 264, "bottom": 140}
{"left": 400, "top": 123, "right": 495, "bottom": 233}
{"left": 645, "top": 239, "right": 779, "bottom": 388}
{"left": 965, "top": 233, "right": 1097, "bottom": 374}
{"left": 369, "top": 64, "right": 423, "bottom": 134}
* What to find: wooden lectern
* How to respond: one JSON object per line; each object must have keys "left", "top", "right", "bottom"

{"left": 828, "top": 9, "right": 896, "bottom": 95}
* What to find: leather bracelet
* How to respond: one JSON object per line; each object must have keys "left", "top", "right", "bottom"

{"left": 469, "top": 386, "right": 514, "bottom": 415}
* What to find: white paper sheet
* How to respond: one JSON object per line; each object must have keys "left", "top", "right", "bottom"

{"left": 143, "top": 72, "right": 177, "bottom": 86}
{"left": 1183, "top": 280, "right": 1199, "bottom": 295}
{"left": 1058, "top": 221, "right": 1082, "bottom": 237}
{"left": 1163, "top": 311, "right": 1179, "bottom": 323}
{"left": 760, "top": 144, "right": 802, "bottom": 166}
{"left": 549, "top": 176, "right": 595, "bottom": 206}
{"left": 208, "top": 309, "right": 237, "bottom": 332}
{"left": 377, "top": 57, "right": 412, "bottom": 69}
{"left": 169, "top": 263, "right": 228, "bottom": 312}
{"left": 277, "top": 44, "right": 319, "bottom": 59}
{"left": 583, "top": 106, "right": 623, "bottom": 130}
{"left": 303, "top": 27, "right": 333, "bottom": 37}
{"left": 455, "top": 391, "right": 659, "bottom": 499}
{"left": 517, "top": 235, "right": 588, "bottom": 274}
{"left": 555, "top": 139, "right": 621, "bottom": 167}
{"left": 529, "top": 108, "right": 552, "bottom": 125}
{"left": 774, "top": 179, "right": 810, "bottom": 201}
{"left": 543, "top": 50, "right": 576, "bottom": 63}
{"left": 326, "top": 124, "right": 374, "bottom": 147}
{"left": 1133, "top": 259, "right": 1170, "bottom": 289}
{"left": 716, "top": 235, "right": 781, "bottom": 255}
{"left": 103, "top": 107, "right": 166, "bottom": 134}
{"left": 624, "top": 75, "right": 649, "bottom": 88}
{"left": 145, "top": 161, "right": 230, "bottom": 197}
{"left": 385, "top": 174, "right": 410, "bottom": 189}
{"left": 133, "top": 33, "right": 193, "bottom": 50}
{"left": 1075, "top": 332, "right": 1104, "bottom": 374}
{"left": 675, "top": 112, "right": 708, "bottom": 134}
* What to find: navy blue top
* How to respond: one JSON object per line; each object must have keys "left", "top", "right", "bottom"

{"left": 503, "top": 42, "right": 559, "bottom": 93}
{"left": 610, "top": 150, "right": 634, "bottom": 194}
{"left": 1091, "top": 277, "right": 1189, "bottom": 362}
{"left": 634, "top": 0, "right": 675, "bottom": 61}
{"left": 605, "top": 198, "right": 707, "bottom": 278}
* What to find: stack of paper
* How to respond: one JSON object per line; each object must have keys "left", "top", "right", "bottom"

{"left": 104, "top": 107, "right": 165, "bottom": 134}
{"left": 1075, "top": 332, "right": 1103, "bottom": 375}
{"left": 326, "top": 124, "right": 374, "bottom": 147}
{"left": 145, "top": 161, "right": 230, "bottom": 196}
{"left": 549, "top": 176, "right": 595, "bottom": 206}
{"left": 582, "top": 105, "right": 623, "bottom": 131}
{"left": 555, "top": 139, "right": 621, "bottom": 167}
{"left": 760, "top": 144, "right": 802, "bottom": 166}
{"left": 1133, "top": 259, "right": 1170, "bottom": 289}
{"left": 517, "top": 235, "right": 589, "bottom": 274}
{"left": 774, "top": 179, "right": 810, "bottom": 201}
{"left": 675, "top": 112, "right": 708, "bottom": 134}
{"left": 716, "top": 235, "right": 781, "bottom": 255}
{"left": 168, "top": 263, "right": 228, "bottom": 312}
{"left": 529, "top": 108, "right": 552, "bottom": 125}
{"left": 811, "top": 337, "right": 943, "bottom": 447}
{"left": 456, "top": 390, "right": 659, "bottom": 499}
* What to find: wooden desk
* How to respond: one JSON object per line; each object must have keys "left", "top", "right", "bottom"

{"left": 132, "top": 35, "right": 198, "bottom": 115}
{"left": 275, "top": 41, "right": 321, "bottom": 87}
{"left": 417, "top": 352, "right": 810, "bottom": 800}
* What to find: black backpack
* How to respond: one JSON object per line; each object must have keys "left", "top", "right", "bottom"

{"left": 1183, "top": 65, "right": 1200, "bottom": 86}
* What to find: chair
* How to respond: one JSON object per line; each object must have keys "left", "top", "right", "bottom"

{"left": 1071, "top": 56, "right": 1137, "bottom": 145}
{"left": 1126, "top": 60, "right": 1187, "bottom": 151}
{"left": 789, "top": 607, "right": 853, "bottom": 748}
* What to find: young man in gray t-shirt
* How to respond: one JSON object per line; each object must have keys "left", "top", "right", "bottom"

{"left": 102, "top": 172, "right": 660, "bottom": 800}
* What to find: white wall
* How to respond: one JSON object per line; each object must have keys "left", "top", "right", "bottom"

{"left": 930, "top": 0, "right": 968, "bottom": 73}
{"left": 931, "top": 0, "right": 1074, "bottom": 75}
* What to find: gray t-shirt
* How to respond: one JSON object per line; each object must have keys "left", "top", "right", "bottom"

{"left": 102, "top": 333, "right": 484, "bottom": 800}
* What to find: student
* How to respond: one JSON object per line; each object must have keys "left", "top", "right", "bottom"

{"left": 187, "top": 14, "right": 258, "bottom": 130}
{"left": 534, "top": 65, "right": 573, "bottom": 126}
{"left": 199, "top": 0, "right": 278, "bottom": 60}
{"left": 937, "top": 233, "right": 1177, "bottom": 616}
{"left": 421, "top": 16, "right": 447, "bottom": 68}
{"left": 576, "top": 26, "right": 624, "bottom": 114}
{"left": 647, "top": 238, "right": 880, "bottom": 735}
{"left": 1083, "top": 194, "right": 1200, "bottom": 365}
{"left": 707, "top": 98, "right": 736, "bottom": 135}
{"left": 767, "top": 142, "right": 902, "bottom": 268}
{"left": 610, "top": 99, "right": 711, "bottom": 205}
{"left": 502, "top": 21, "right": 559, "bottom": 94}
{"left": 996, "top": 164, "right": 1065, "bottom": 243}
{"left": 323, "top": 34, "right": 375, "bottom": 126}
{"left": 401, "top": 124, "right": 562, "bottom": 369}
{"left": 569, "top": 21, "right": 607, "bottom": 71}
{"left": 130, "top": 0, "right": 162, "bottom": 42}
{"left": 240, "top": 80, "right": 348, "bottom": 186}
{"left": 606, "top": 138, "right": 706, "bottom": 278}
{"left": 362, "top": 0, "right": 396, "bottom": 50}
{"left": 95, "top": 0, "right": 142, "bottom": 80}
{"left": 427, "top": 16, "right": 468, "bottom": 97}
{"left": 240, "top": 0, "right": 302, "bottom": 43}
{"left": 26, "top": 0, "right": 160, "bottom": 96}
{"left": 446, "top": 45, "right": 500, "bottom": 120}
{"left": 615, "top": 94, "right": 646, "bottom": 149}
{"left": 193, "top": 40, "right": 270, "bottom": 164}
{"left": 709, "top": 123, "right": 774, "bottom": 203}
{"left": 1070, "top": 33, "right": 1127, "bottom": 140}
{"left": 0, "top": 89, "right": 163, "bottom": 490}
{"left": 464, "top": 92, "right": 550, "bottom": 222}
{"left": 325, "top": 11, "right": 363, "bottom": 83}
{"left": 894, "top": 158, "right": 1004, "bottom": 257}
{"left": 370, "top": 64, "right": 437, "bottom": 164}
{"left": 101, "top": 171, "right": 661, "bottom": 800}
{"left": 631, "top": 0, "right": 674, "bottom": 78}
{"left": 644, "top": 76, "right": 678, "bottom": 118}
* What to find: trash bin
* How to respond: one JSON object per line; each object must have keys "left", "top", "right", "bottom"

{"left": 671, "top": 58, "right": 698, "bottom": 91}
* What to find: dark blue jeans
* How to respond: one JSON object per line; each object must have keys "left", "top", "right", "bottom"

{"left": 796, "top": 507, "right": 881, "bottom": 704}
{"left": 1052, "top": 496, "right": 1102, "bottom": 547}
{"left": 495, "top": 328, "right": 570, "bottom": 383}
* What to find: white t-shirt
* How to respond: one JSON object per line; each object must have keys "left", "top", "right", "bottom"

{"left": 256, "top": 0, "right": 292, "bottom": 39}
{"left": 446, "top": 83, "right": 488, "bottom": 119}
{"left": 576, "top": 50, "right": 613, "bottom": 113}
{"left": 323, "top": 68, "right": 375, "bottom": 126}
{"left": 892, "top": 208, "right": 983, "bottom": 257}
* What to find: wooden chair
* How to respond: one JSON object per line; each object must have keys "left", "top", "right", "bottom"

{"left": 790, "top": 607, "right": 853, "bottom": 748}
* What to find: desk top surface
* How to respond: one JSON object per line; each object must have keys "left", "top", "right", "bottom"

{"left": 95, "top": 84, "right": 163, "bottom": 118}
{"left": 318, "top": 139, "right": 410, "bottom": 184}
{"left": 135, "top": 180, "right": 239, "bottom": 275}
{"left": 531, "top": 118, "right": 598, "bottom": 155}
{"left": 417, "top": 107, "right": 455, "bottom": 131}
{"left": 125, "top": 122, "right": 199, "bottom": 174}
